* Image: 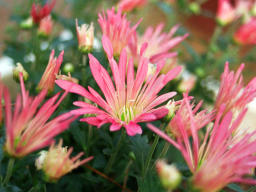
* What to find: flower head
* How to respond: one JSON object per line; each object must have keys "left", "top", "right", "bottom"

{"left": 234, "top": 17, "right": 256, "bottom": 45}
{"left": 215, "top": 62, "right": 256, "bottom": 116}
{"left": 31, "top": 0, "right": 55, "bottom": 24}
{"left": 98, "top": 7, "right": 141, "bottom": 57}
{"left": 37, "top": 50, "right": 64, "bottom": 93}
{"left": 168, "top": 94, "right": 214, "bottom": 138}
{"left": 129, "top": 23, "right": 188, "bottom": 65}
{"left": 76, "top": 20, "right": 94, "bottom": 53}
{"left": 148, "top": 98, "right": 256, "bottom": 192}
{"left": 35, "top": 139, "right": 93, "bottom": 182}
{"left": 38, "top": 16, "right": 53, "bottom": 37}
{"left": 4, "top": 73, "right": 75, "bottom": 158}
{"left": 56, "top": 36, "right": 181, "bottom": 136}
{"left": 118, "top": 0, "right": 147, "bottom": 12}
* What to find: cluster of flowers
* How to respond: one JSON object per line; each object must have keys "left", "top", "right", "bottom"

{"left": 217, "top": 0, "right": 256, "bottom": 44}
{"left": 1, "top": 0, "right": 256, "bottom": 191}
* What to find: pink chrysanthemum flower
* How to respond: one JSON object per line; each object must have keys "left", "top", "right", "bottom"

{"left": 148, "top": 97, "right": 256, "bottom": 192}
{"left": 168, "top": 95, "right": 214, "bottom": 138}
{"left": 56, "top": 36, "right": 181, "bottom": 136}
{"left": 98, "top": 7, "right": 141, "bottom": 57}
{"left": 118, "top": 0, "right": 147, "bottom": 12}
{"left": 35, "top": 139, "right": 93, "bottom": 182}
{"left": 31, "top": 0, "right": 55, "bottom": 24}
{"left": 37, "top": 50, "right": 64, "bottom": 93}
{"left": 234, "top": 17, "right": 256, "bottom": 45}
{"left": 215, "top": 62, "right": 256, "bottom": 116}
{"left": 38, "top": 16, "right": 53, "bottom": 37}
{"left": 4, "top": 73, "right": 75, "bottom": 158}
{"left": 129, "top": 23, "right": 188, "bottom": 65}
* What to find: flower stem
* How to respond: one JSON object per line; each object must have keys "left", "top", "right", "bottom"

{"left": 143, "top": 133, "right": 159, "bottom": 178}
{"left": 105, "top": 129, "right": 125, "bottom": 174}
{"left": 159, "top": 142, "right": 170, "bottom": 159}
{"left": 3, "top": 158, "right": 15, "bottom": 185}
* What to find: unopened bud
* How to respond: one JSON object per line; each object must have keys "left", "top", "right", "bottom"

{"left": 63, "top": 63, "right": 75, "bottom": 74}
{"left": 156, "top": 160, "right": 181, "bottom": 191}
{"left": 76, "top": 20, "right": 94, "bottom": 54}
{"left": 20, "top": 17, "right": 33, "bottom": 29}
{"left": 165, "top": 100, "right": 176, "bottom": 120}
{"left": 13, "top": 63, "right": 29, "bottom": 82}
{"left": 189, "top": 2, "right": 201, "bottom": 15}
{"left": 38, "top": 16, "right": 53, "bottom": 38}
{"left": 129, "top": 152, "right": 136, "bottom": 161}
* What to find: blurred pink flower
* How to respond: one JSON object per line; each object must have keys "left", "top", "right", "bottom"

{"left": 234, "top": 17, "right": 256, "bottom": 45}
{"left": 148, "top": 97, "right": 256, "bottom": 191}
{"left": 31, "top": 0, "right": 55, "bottom": 24}
{"left": 98, "top": 8, "right": 141, "bottom": 57}
{"left": 118, "top": 0, "right": 147, "bottom": 12}
{"left": 216, "top": 0, "right": 236, "bottom": 26}
{"left": 56, "top": 36, "right": 181, "bottom": 136}
{"left": 216, "top": 0, "right": 252, "bottom": 26}
{"left": 215, "top": 62, "right": 256, "bottom": 116}
{"left": 37, "top": 50, "right": 64, "bottom": 93}
{"left": 76, "top": 20, "right": 94, "bottom": 53}
{"left": 129, "top": 24, "right": 188, "bottom": 65}
{"left": 168, "top": 94, "right": 214, "bottom": 138}
{"left": 4, "top": 73, "right": 75, "bottom": 158}
{"left": 38, "top": 16, "right": 53, "bottom": 37}
{"left": 35, "top": 139, "right": 93, "bottom": 182}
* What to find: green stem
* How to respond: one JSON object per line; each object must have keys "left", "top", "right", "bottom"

{"left": 105, "top": 129, "right": 125, "bottom": 174}
{"left": 122, "top": 159, "right": 133, "bottom": 192}
{"left": 87, "top": 124, "right": 93, "bottom": 154}
{"left": 143, "top": 134, "right": 159, "bottom": 178}
{"left": 81, "top": 54, "right": 87, "bottom": 85}
{"left": 159, "top": 142, "right": 170, "bottom": 159}
{"left": 3, "top": 158, "right": 15, "bottom": 185}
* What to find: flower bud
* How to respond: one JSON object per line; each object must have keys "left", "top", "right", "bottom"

{"left": 189, "top": 2, "right": 201, "bottom": 15}
{"left": 76, "top": 20, "right": 94, "bottom": 54}
{"left": 63, "top": 63, "right": 74, "bottom": 74}
{"left": 35, "top": 140, "right": 93, "bottom": 182}
{"left": 20, "top": 17, "right": 33, "bottom": 29}
{"left": 165, "top": 100, "right": 176, "bottom": 120}
{"left": 13, "top": 63, "right": 29, "bottom": 83}
{"left": 146, "top": 63, "right": 157, "bottom": 80}
{"left": 156, "top": 160, "right": 181, "bottom": 191}
{"left": 38, "top": 16, "right": 53, "bottom": 38}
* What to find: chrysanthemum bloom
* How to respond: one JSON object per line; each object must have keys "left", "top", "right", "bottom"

{"left": 234, "top": 17, "right": 256, "bottom": 45}
{"left": 215, "top": 62, "right": 256, "bottom": 116}
{"left": 31, "top": 0, "right": 55, "bottom": 24}
{"left": 56, "top": 36, "right": 181, "bottom": 136}
{"left": 98, "top": 8, "right": 141, "bottom": 57}
{"left": 38, "top": 16, "right": 53, "bottom": 37}
{"left": 37, "top": 50, "right": 64, "bottom": 93}
{"left": 75, "top": 20, "right": 94, "bottom": 53}
{"left": 35, "top": 140, "right": 93, "bottom": 182}
{"left": 148, "top": 99, "right": 256, "bottom": 192}
{"left": 4, "top": 73, "right": 75, "bottom": 158}
{"left": 168, "top": 94, "right": 214, "bottom": 138}
{"left": 118, "top": 0, "right": 147, "bottom": 12}
{"left": 129, "top": 24, "right": 188, "bottom": 65}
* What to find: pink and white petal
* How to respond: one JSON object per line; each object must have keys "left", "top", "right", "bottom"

{"left": 125, "top": 122, "right": 142, "bottom": 136}
{"left": 149, "top": 107, "right": 169, "bottom": 119}
{"left": 102, "top": 35, "right": 113, "bottom": 59}
{"left": 135, "top": 113, "right": 157, "bottom": 122}
{"left": 163, "top": 66, "right": 183, "bottom": 84}
{"left": 55, "top": 80, "right": 94, "bottom": 100}
{"left": 110, "top": 123, "right": 122, "bottom": 132}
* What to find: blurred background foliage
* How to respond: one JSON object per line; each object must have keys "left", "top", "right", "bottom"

{"left": 0, "top": 0, "right": 256, "bottom": 191}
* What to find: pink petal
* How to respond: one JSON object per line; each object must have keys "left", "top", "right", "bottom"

{"left": 102, "top": 35, "right": 113, "bottom": 58}
{"left": 125, "top": 122, "right": 142, "bottom": 136}
{"left": 110, "top": 123, "right": 122, "bottom": 131}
